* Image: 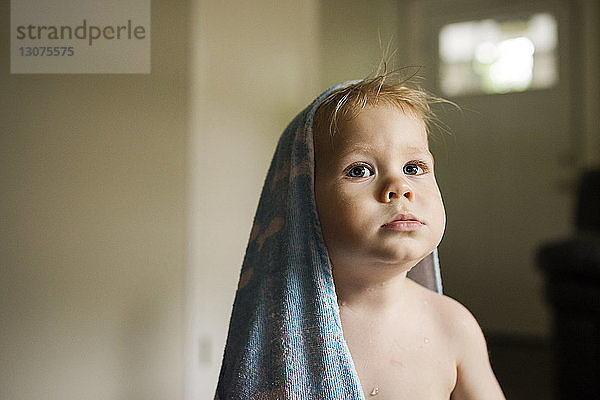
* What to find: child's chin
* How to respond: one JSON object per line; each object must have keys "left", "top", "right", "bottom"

{"left": 379, "top": 247, "right": 431, "bottom": 268}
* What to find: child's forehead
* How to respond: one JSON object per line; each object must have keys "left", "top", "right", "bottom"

{"left": 327, "top": 105, "right": 429, "bottom": 149}
{"left": 343, "top": 103, "right": 426, "bottom": 128}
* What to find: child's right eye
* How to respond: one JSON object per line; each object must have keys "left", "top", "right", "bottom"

{"left": 345, "top": 164, "right": 373, "bottom": 178}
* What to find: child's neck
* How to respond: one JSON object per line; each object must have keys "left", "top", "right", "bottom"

{"left": 333, "top": 262, "right": 415, "bottom": 313}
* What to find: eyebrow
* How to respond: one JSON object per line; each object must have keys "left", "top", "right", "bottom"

{"left": 336, "top": 144, "right": 432, "bottom": 159}
{"left": 404, "top": 145, "right": 432, "bottom": 155}
{"left": 336, "top": 143, "right": 376, "bottom": 158}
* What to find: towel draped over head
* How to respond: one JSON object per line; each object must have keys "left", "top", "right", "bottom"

{"left": 215, "top": 82, "right": 442, "bottom": 399}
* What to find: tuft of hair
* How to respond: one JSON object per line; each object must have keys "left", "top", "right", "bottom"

{"left": 313, "top": 66, "right": 454, "bottom": 140}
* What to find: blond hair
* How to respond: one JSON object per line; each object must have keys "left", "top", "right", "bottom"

{"left": 313, "top": 70, "right": 449, "bottom": 139}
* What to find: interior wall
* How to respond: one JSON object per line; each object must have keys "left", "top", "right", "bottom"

{"left": 1, "top": 1, "right": 187, "bottom": 399}
{"left": 185, "top": 1, "right": 321, "bottom": 398}
{"left": 318, "top": 0, "right": 402, "bottom": 86}
{"left": 577, "top": 0, "right": 600, "bottom": 168}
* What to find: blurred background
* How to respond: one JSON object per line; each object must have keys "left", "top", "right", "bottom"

{"left": 2, "top": 0, "right": 598, "bottom": 399}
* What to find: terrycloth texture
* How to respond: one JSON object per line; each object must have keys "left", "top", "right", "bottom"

{"left": 216, "top": 82, "right": 442, "bottom": 399}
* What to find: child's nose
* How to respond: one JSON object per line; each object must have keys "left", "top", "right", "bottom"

{"left": 382, "top": 181, "right": 413, "bottom": 203}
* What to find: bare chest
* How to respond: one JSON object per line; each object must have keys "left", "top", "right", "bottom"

{"left": 341, "top": 312, "right": 457, "bottom": 399}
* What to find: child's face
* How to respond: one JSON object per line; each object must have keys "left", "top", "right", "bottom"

{"left": 314, "top": 105, "right": 446, "bottom": 270}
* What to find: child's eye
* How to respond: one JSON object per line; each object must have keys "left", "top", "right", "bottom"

{"left": 345, "top": 164, "right": 373, "bottom": 178}
{"left": 403, "top": 162, "right": 428, "bottom": 176}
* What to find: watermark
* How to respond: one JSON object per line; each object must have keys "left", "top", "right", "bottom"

{"left": 11, "top": 0, "right": 150, "bottom": 73}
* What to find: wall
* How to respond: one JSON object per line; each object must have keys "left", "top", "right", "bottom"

{"left": 1, "top": 1, "right": 187, "bottom": 399}
{"left": 318, "top": 0, "right": 401, "bottom": 86}
{"left": 185, "top": 1, "right": 321, "bottom": 398}
{"left": 577, "top": 0, "right": 600, "bottom": 168}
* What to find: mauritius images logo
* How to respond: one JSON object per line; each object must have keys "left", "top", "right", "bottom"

{"left": 11, "top": 0, "right": 151, "bottom": 74}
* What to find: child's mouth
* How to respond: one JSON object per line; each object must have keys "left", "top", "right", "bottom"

{"left": 382, "top": 214, "right": 424, "bottom": 231}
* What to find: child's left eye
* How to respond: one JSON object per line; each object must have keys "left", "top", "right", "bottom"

{"left": 403, "top": 162, "right": 427, "bottom": 175}
{"left": 346, "top": 164, "right": 373, "bottom": 178}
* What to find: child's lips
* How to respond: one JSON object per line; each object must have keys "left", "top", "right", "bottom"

{"left": 382, "top": 214, "right": 424, "bottom": 231}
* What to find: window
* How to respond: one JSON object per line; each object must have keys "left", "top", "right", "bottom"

{"left": 439, "top": 13, "right": 558, "bottom": 96}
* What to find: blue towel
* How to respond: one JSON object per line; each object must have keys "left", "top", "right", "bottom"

{"left": 216, "top": 81, "right": 442, "bottom": 399}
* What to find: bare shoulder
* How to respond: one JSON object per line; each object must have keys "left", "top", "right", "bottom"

{"left": 428, "top": 291, "right": 483, "bottom": 346}
{"left": 405, "top": 280, "right": 482, "bottom": 355}
{"left": 407, "top": 281, "right": 506, "bottom": 399}
{"left": 406, "top": 279, "right": 477, "bottom": 336}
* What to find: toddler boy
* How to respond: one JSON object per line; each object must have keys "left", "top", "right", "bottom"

{"left": 216, "top": 74, "right": 506, "bottom": 400}
{"left": 312, "top": 77, "right": 505, "bottom": 399}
